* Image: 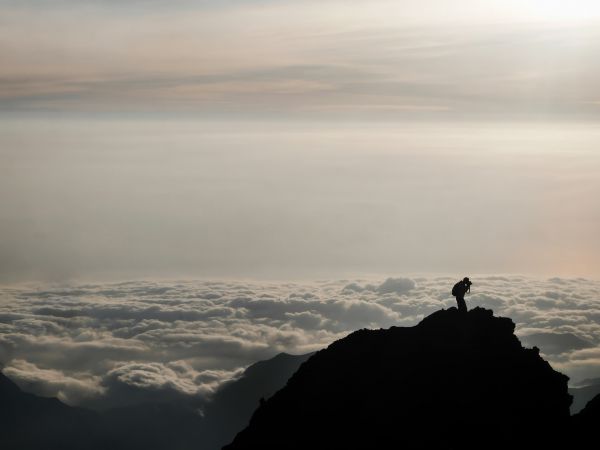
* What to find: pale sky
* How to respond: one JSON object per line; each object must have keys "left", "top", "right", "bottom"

{"left": 2, "top": 0, "right": 600, "bottom": 119}
{"left": 2, "top": 1, "right": 600, "bottom": 281}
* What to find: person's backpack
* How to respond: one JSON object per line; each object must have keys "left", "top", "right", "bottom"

{"left": 451, "top": 281, "right": 462, "bottom": 296}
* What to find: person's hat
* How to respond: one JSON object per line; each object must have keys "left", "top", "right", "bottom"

{"left": 463, "top": 277, "right": 471, "bottom": 284}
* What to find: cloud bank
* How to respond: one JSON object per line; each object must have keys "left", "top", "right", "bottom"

{"left": 1, "top": 276, "right": 599, "bottom": 408}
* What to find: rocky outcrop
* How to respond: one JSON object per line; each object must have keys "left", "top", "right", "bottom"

{"left": 199, "top": 352, "right": 313, "bottom": 450}
{"left": 571, "top": 392, "right": 600, "bottom": 447}
{"left": 224, "top": 307, "right": 573, "bottom": 450}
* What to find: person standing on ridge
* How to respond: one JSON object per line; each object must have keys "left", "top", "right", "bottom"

{"left": 452, "top": 277, "right": 472, "bottom": 313}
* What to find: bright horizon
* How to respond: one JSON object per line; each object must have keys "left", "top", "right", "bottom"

{"left": 2, "top": 118, "right": 600, "bottom": 282}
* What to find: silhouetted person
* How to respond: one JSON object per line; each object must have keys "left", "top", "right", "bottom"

{"left": 452, "top": 277, "right": 472, "bottom": 313}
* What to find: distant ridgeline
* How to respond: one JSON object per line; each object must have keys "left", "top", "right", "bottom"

{"left": 224, "top": 308, "right": 597, "bottom": 450}
{"left": 1, "top": 308, "right": 599, "bottom": 450}
{"left": 0, "top": 353, "right": 312, "bottom": 450}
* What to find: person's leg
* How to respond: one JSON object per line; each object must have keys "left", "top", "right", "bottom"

{"left": 457, "top": 296, "right": 467, "bottom": 313}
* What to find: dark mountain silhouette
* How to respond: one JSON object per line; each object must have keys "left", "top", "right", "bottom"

{"left": 571, "top": 392, "right": 600, "bottom": 447}
{"left": 0, "top": 372, "right": 104, "bottom": 450}
{"left": 569, "top": 378, "right": 600, "bottom": 413}
{"left": 199, "top": 352, "right": 313, "bottom": 450}
{"left": 0, "top": 352, "right": 311, "bottom": 450}
{"left": 3, "top": 309, "right": 598, "bottom": 450}
{"left": 224, "top": 307, "right": 574, "bottom": 450}
{"left": 1, "top": 369, "right": 200, "bottom": 450}
{"left": 100, "top": 402, "right": 205, "bottom": 450}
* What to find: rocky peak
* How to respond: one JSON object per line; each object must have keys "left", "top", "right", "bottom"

{"left": 225, "top": 307, "right": 572, "bottom": 450}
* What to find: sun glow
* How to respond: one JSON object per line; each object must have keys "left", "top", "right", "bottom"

{"left": 514, "top": 0, "right": 600, "bottom": 22}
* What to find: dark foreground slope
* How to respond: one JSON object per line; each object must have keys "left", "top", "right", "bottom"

{"left": 0, "top": 370, "right": 202, "bottom": 450}
{"left": 571, "top": 392, "right": 600, "bottom": 447}
{"left": 0, "top": 352, "right": 311, "bottom": 450}
{"left": 225, "top": 307, "right": 573, "bottom": 450}
{"left": 0, "top": 372, "right": 104, "bottom": 450}
{"left": 200, "top": 352, "right": 313, "bottom": 450}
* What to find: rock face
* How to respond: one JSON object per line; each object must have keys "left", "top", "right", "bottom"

{"left": 0, "top": 372, "right": 102, "bottom": 450}
{"left": 224, "top": 307, "right": 572, "bottom": 450}
{"left": 571, "top": 392, "right": 600, "bottom": 447}
{"left": 199, "top": 352, "right": 313, "bottom": 450}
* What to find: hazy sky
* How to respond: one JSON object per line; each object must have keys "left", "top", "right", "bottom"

{"left": 2, "top": 0, "right": 600, "bottom": 119}
{"left": 2, "top": 0, "right": 600, "bottom": 281}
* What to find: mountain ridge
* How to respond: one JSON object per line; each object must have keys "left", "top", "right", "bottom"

{"left": 0, "top": 352, "right": 311, "bottom": 450}
{"left": 2, "top": 309, "right": 599, "bottom": 449}
{"left": 225, "top": 307, "right": 573, "bottom": 450}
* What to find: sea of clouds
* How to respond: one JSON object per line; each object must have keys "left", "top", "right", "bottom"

{"left": 1, "top": 276, "right": 599, "bottom": 409}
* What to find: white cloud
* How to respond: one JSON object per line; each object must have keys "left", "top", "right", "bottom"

{"left": 3, "top": 359, "right": 104, "bottom": 405}
{"left": 375, "top": 277, "right": 416, "bottom": 295}
{"left": 1, "top": 275, "right": 599, "bottom": 407}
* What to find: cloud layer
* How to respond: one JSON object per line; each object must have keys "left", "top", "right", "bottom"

{"left": 1, "top": 276, "right": 599, "bottom": 408}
